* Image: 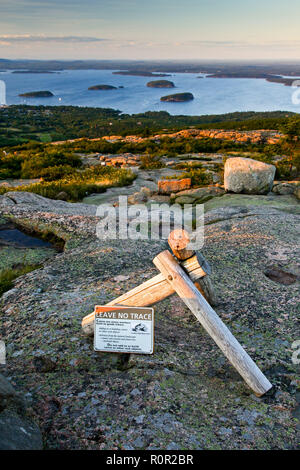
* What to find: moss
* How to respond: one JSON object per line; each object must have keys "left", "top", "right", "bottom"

{"left": 204, "top": 193, "right": 300, "bottom": 212}
{"left": 0, "top": 263, "right": 42, "bottom": 297}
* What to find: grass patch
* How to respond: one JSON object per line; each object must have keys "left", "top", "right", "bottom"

{"left": 37, "top": 133, "right": 52, "bottom": 143}
{"left": 165, "top": 167, "right": 213, "bottom": 187}
{"left": 174, "top": 161, "right": 204, "bottom": 170}
{"left": 180, "top": 168, "right": 213, "bottom": 186}
{"left": 0, "top": 166, "right": 136, "bottom": 202}
{"left": 140, "top": 153, "right": 165, "bottom": 169}
{"left": 0, "top": 264, "right": 41, "bottom": 297}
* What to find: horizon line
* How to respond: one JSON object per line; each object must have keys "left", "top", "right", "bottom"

{"left": 1, "top": 58, "right": 300, "bottom": 64}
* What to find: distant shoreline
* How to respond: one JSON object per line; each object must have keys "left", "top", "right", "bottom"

{"left": 1, "top": 59, "right": 300, "bottom": 77}
{"left": 12, "top": 70, "right": 60, "bottom": 74}
{"left": 207, "top": 73, "right": 300, "bottom": 87}
{"left": 112, "top": 70, "right": 171, "bottom": 77}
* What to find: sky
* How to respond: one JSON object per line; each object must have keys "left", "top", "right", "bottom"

{"left": 0, "top": 0, "right": 300, "bottom": 61}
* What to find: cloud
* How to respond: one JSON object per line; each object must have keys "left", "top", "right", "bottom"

{"left": 1, "top": 35, "right": 300, "bottom": 51}
{"left": 176, "top": 39, "right": 300, "bottom": 49}
{"left": 0, "top": 35, "right": 108, "bottom": 43}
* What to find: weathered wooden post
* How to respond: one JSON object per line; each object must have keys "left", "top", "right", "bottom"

{"left": 168, "top": 229, "right": 217, "bottom": 306}
{"left": 82, "top": 229, "right": 272, "bottom": 396}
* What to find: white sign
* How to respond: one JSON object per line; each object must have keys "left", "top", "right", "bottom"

{"left": 94, "top": 306, "right": 154, "bottom": 355}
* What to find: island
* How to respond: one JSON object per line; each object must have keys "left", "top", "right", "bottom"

{"left": 160, "top": 92, "right": 194, "bottom": 102}
{"left": 19, "top": 90, "right": 54, "bottom": 98}
{"left": 88, "top": 84, "right": 117, "bottom": 90}
{"left": 266, "top": 77, "right": 300, "bottom": 87}
{"left": 207, "top": 72, "right": 300, "bottom": 87}
{"left": 13, "top": 70, "right": 59, "bottom": 74}
{"left": 147, "top": 80, "right": 175, "bottom": 88}
{"left": 207, "top": 72, "right": 272, "bottom": 79}
{"left": 113, "top": 70, "right": 170, "bottom": 77}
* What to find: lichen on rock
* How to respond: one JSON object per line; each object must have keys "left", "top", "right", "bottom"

{"left": 0, "top": 192, "right": 299, "bottom": 450}
{"left": 224, "top": 157, "right": 276, "bottom": 195}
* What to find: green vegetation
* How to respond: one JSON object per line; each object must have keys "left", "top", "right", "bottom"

{"left": 0, "top": 143, "right": 136, "bottom": 201}
{"left": 0, "top": 145, "right": 82, "bottom": 179}
{"left": 0, "top": 264, "right": 41, "bottom": 297}
{"left": 140, "top": 153, "right": 165, "bottom": 169}
{"left": 0, "top": 165, "right": 136, "bottom": 202}
{"left": 167, "top": 167, "right": 213, "bottom": 187}
{"left": 0, "top": 105, "right": 295, "bottom": 147}
{"left": 0, "top": 107, "right": 299, "bottom": 202}
{"left": 51, "top": 134, "right": 269, "bottom": 156}
{"left": 279, "top": 116, "right": 300, "bottom": 175}
{"left": 182, "top": 168, "right": 213, "bottom": 186}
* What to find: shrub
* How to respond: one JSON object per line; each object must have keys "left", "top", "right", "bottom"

{"left": 0, "top": 166, "right": 136, "bottom": 202}
{"left": 38, "top": 165, "right": 76, "bottom": 181}
{"left": 15, "top": 181, "right": 106, "bottom": 201}
{"left": 20, "top": 150, "right": 82, "bottom": 178}
{"left": 140, "top": 154, "right": 164, "bottom": 169}
{"left": 179, "top": 168, "right": 213, "bottom": 187}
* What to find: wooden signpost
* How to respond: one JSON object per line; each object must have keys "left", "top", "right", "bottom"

{"left": 82, "top": 229, "right": 272, "bottom": 396}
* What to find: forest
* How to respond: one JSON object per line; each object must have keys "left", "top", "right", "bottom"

{"left": 0, "top": 105, "right": 295, "bottom": 147}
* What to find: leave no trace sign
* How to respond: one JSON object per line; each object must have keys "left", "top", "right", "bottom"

{"left": 94, "top": 306, "right": 154, "bottom": 355}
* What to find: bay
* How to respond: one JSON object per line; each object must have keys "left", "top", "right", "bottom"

{"left": 0, "top": 69, "right": 299, "bottom": 115}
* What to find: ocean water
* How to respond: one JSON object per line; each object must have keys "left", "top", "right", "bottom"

{"left": 0, "top": 69, "right": 299, "bottom": 115}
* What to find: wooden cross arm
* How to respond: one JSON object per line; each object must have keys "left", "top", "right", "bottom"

{"left": 153, "top": 250, "right": 272, "bottom": 396}
{"left": 81, "top": 254, "right": 207, "bottom": 336}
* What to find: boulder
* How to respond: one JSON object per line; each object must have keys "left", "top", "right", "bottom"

{"left": 294, "top": 186, "right": 300, "bottom": 200}
{"left": 272, "top": 182, "right": 298, "bottom": 195}
{"left": 174, "top": 195, "right": 195, "bottom": 205}
{"left": 173, "top": 185, "right": 225, "bottom": 204}
{"left": 127, "top": 186, "right": 153, "bottom": 205}
{"left": 140, "top": 187, "right": 153, "bottom": 197}
{"left": 0, "top": 191, "right": 98, "bottom": 216}
{"left": 0, "top": 410, "right": 43, "bottom": 450}
{"left": 158, "top": 178, "right": 191, "bottom": 195}
{"left": 128, "top": 191, "right": 148, "bottom": 205}
{"left": 0, "top": 194, "right": 15, "bottom": 207}
{"left": 224, "top": 157, "right": 276, "bottom": 194}
{"left": 150, "top": 194, "right": 171, "bottom": 203}
{"left": 0, "top": 374, "right": 16, "bottom": 411}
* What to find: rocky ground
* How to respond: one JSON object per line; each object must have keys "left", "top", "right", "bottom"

{"left": 0, "top": 191, "right": 299, "bottom": 450}
{"left": 53, "top": 128, "right": 283, "bottom": 146}
{"left": 82, "top": 168, "right": 183, "bottom": 206}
